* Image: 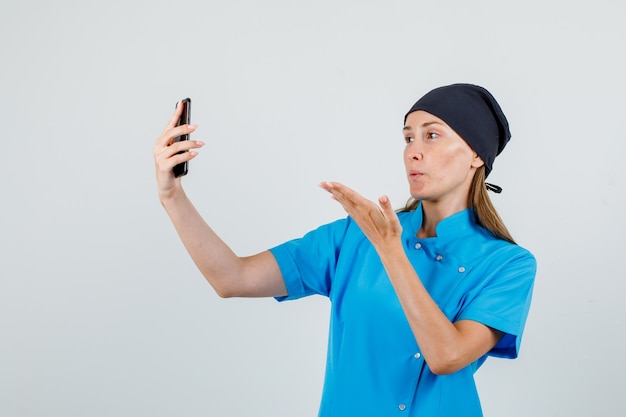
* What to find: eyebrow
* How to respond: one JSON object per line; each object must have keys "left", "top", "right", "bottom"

{"left": 402, "top": 121, "right": 445, "bottom": 132}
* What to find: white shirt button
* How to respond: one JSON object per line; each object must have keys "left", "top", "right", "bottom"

{"left": 414, "top": 352, "right": 421, "bottom": 359}
{"left": 414, "top": 242, "right": 422, "bottom": 250}
{"left": 398, "top": 404, "right": 407, "bottom": 411}
{"left": 458, "top": 266, "right": 466, "bottom": 273}
{"left": 435, "top": 254, "right": 443, "bottom": 261}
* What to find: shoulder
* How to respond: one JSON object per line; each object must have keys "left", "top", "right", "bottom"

{"left": 439, "top": 222, "right": 537, "bottom": 287}
{"left": 469, "top": 223, "right": 535, "bottom": 266}
{"left": 273, "top": 215, "right": 363, "bottom": 252}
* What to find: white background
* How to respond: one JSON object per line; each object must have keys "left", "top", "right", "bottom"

{"left": 1, "top": 0, "right": 624, "bottom": 416}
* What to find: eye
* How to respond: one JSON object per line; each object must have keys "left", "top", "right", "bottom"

{"left": 404, "top": 136, "right": 414, "bottom": 144}
{"left": 426, "top": 132, "right": 439, "bottom": 140}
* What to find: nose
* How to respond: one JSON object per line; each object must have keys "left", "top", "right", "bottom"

{"left": 405, "top": 142, "right": 423, "bottom": 161}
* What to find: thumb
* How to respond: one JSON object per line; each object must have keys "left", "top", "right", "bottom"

{"left": 378, "top": 195, "right": 394, "bottom": 216}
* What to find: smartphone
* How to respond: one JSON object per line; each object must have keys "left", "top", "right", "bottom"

{"left": 173, "top": 98, "right": 191, "bottom": 177}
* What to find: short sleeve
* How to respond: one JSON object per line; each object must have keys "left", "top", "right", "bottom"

{"left": 269, "top": 218, "right": 350, "bottom": 302}
{"left": 457, "top": 246, "right": 537, "bottom": 359}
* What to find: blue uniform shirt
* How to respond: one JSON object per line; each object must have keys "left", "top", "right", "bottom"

{"left": 270, "top": 204, "right": 536, "bottom": 416}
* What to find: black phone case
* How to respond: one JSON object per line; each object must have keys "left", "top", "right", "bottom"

{"left": 173, "top": 98, "right": 191, "bottom": 177}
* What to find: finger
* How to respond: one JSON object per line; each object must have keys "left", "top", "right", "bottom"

{"left": 168, "top": 138, "right": 204, "bottom": 153}
{"left": 318, "top": 181, "right": 336, "bottom": 192}
{"left": 378, "top": 195, "right": 391, "bottom": 210}
{"left": 156, "top": 149, "right": 200, "bottom": 175}
{"left": 318, "top": 183, "right": 350, "bottom": 215}
{"left": 378, "top": 195, "right": 403, "bottom": 235}
{"left": 320, "top": 184, "right": 351, "bottom": 212}
{"left": 336, "top": 187, "right": 367, "bottom": 211}
{"left": 156, "top": 123, "right": 197, "bottom": 148}
{"left": 169, "top": 150, "right": 199, "bottom": 167}
{"left": 320, "top": 182, "right": 359, "bottom": 204}
{"left": 320, "top": 183, "right": 381, "bottom": 224}
{"left": 163, "top": 100, "right": 184, "bottom": 132}
{"left": 155, "top": 139, "right": 204, "bottom": 163}
{"left": 378, "top": 195, "right": 395, "bottom": 217}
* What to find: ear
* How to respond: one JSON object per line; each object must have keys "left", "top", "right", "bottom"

{"left": 471, "top": 153, "right": 485, "bottom": 169}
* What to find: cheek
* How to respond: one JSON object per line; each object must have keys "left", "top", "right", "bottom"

{"left": 431, "top": 148, "right": 475, "bottom": 182}
{"left": 442, "top": 144, "right": 475, "bottom": 167}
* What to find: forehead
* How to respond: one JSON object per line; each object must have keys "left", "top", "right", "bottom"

{"left": 403, "top": 110, "right": 450, "bottom": 131}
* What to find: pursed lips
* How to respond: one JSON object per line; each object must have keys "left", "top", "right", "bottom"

{"left": 408, "top": 169, "right": 424, "bottom": 179}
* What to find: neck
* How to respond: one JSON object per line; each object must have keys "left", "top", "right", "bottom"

{"left": 417, "top": 197, "right": 469, "bottom": 238}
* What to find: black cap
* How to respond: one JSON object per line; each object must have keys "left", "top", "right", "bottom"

{"left": 404, "top": 83, "right": 511, "bottom": 177}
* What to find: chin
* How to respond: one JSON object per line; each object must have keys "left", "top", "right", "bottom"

{"left": 409, "top": 187, "right": 430, "bottom": 201}
{"left": 410, "top": 187, "right": 444, "bottom": 202}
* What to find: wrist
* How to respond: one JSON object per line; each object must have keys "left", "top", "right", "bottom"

{"left": 159, "top": 185, "right": 186, "bottom": 207}
{"left": 375, "top": 238, "right": 406, "bottom": 262}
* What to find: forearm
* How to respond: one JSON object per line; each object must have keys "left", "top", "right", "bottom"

{"left": 377, "top": 242, "right": 500, "bottom": 375}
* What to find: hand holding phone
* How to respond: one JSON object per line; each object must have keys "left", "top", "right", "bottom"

{"left": 173, "top": 98, "right": 191, "bottom": 177}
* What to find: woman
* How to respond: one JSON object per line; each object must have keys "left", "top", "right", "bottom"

{"left": 153, "top": 83, "right": 536, "bottom": 416}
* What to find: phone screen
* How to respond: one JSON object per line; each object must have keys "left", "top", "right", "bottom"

{"left": 173, "top": 98, "right": 191, "bottom": 177}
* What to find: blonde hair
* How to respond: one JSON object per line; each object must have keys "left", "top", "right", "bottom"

{"left": 399, "top": 166, "right": 516, "bottom": 244}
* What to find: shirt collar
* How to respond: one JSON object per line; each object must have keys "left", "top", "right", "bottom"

{"left": 409, "top": 201, "right": 478, "bottom": 240}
